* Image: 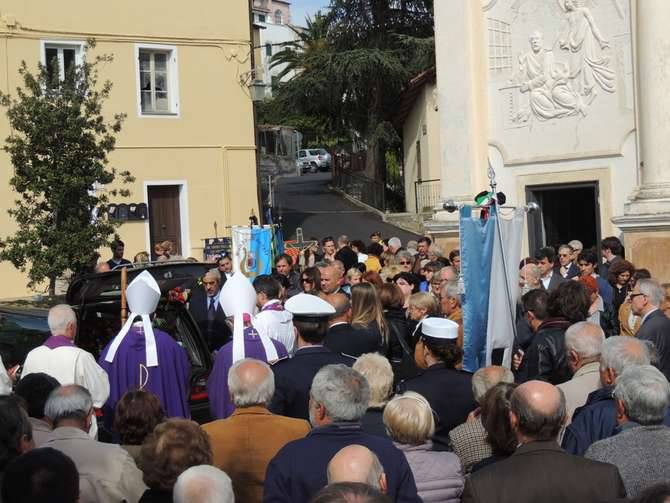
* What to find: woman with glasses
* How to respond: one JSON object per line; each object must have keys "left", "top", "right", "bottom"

{"left": 300, "top": 266, "right": 321, "bottom": 294}
{"left": 396, "top": 250, "right": 414, "bottom": 273}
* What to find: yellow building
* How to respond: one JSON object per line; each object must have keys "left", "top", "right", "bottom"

{"left": 0, "top": 1, "right": 260, "bottom": 297}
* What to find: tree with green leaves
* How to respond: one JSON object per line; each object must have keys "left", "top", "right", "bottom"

{"left": 264, "top": 0, "right": 434, "bottom": 183}
{"left": 0, "top": 41, "right": 133, "bottom": 296}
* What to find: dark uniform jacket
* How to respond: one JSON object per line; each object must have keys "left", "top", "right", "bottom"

{"left": 188, "top": 286, "right": 232, "bottom": 351}
{"left": 398, "top": 363, "right": 477, "bottom": 451}
{"left": 263, "top": 422, "right": 420, "bottom": 503}
{"left": 637, "top": 309, "right": 670, "bottom": 382}
{"left": 462, "top": 440, "right": 626, "bottom": 503}
{"left": 324, "top": 322, "right": 382, "bottom": 358}
{"left": 268, "top": 346, "right": 352, "bottom": 420}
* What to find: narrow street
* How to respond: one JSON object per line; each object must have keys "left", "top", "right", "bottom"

{"left": 274, "top": 172, "right": 420, "bottom": 243}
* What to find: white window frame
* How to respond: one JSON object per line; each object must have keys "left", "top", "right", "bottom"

{"left": 134, "top": 43, "right": 180, "bottom": 119}
{"left": 40, "top": 40, "right": 86, "bottom": 82}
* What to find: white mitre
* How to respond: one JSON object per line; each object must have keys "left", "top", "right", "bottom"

{"left": 219, "top": 272, "right": 278, "bottom": 363}
{"left": 104, "top": 270, "right": 161, "bottom": 367}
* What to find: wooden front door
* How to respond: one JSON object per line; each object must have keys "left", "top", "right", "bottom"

{"left": 148, "top": 185, "right": 182, "bottom": 258}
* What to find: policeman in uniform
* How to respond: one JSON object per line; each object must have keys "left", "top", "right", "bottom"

{"left": 397, "top": 317, "right": 477, "bottom": 450}
{"left": 269, "top": 293, "right": 352, "bottom": 420}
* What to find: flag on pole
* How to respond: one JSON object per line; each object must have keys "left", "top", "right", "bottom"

{"left": 231, "top": 226, "right": 273, "bottom": 278}
{"left": 460, "top": 205, "right": 525, "bottom": 371}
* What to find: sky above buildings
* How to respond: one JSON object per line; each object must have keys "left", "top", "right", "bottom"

{"left": 291, "top": 0, "right": 330, "bottom": 26}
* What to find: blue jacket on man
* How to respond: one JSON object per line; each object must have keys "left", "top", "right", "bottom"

{"left": 563, "top": 385, "right": 670, "bottom": 455}
{"left": 263, "top": 422, "right": 420, "bottom": 503}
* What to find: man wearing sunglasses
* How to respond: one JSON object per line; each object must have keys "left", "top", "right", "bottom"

{"left": 632, "top": 279, "right": 670, "bottom": 381}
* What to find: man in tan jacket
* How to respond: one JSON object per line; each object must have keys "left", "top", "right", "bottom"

{"left": 202, "top": 358, "right": 310, "bottom": 503}
{"left": 42, "top": 385, "right": 146, "bottom": 503}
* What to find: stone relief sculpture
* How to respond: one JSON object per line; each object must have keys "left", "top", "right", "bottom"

{"left": 499, "top": 0, "right": 616, "bottom": 124}
{"left": 507, "top": 31, "right": 585, "bottom": 123}
{"left": 557, "top": 0, "right": 616, "bottom": 97}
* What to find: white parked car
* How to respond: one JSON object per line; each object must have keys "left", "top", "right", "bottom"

{"left": 297, "top": 148, "right": 331, "bottom": 173}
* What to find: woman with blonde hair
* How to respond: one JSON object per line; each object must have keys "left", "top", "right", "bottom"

{"left": 351, "top": 282, "right": 388, "bottom": 352}
{"left": 384, "top": 392, "right": 464, "bottom": 502}
{"left": 346, "top": 267, "right": 363, "bottom": 287}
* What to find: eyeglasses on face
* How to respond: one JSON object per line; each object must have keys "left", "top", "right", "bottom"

{"left": 399, "top": 261, "right": 412, "bottom": 265}
{"left": 301, "top": 278, "right": 313, "bottom": 283}
{"left": 629, "top": 293, "right": 646, "bottom": 300}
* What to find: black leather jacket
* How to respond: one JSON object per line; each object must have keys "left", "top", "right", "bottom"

{"left": 519, "top": 318, "right": 572, "bottom": 384}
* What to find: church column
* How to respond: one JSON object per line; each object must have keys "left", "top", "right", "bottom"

{"left": 424, "top": 0, "right": 489, "bottom": 248}
{"left": 613, "top": 0, "right": 670, "bottom": 282}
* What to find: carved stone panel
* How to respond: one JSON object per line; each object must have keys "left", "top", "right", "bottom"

{"left": 487, "top": 0, "right": 634, "bottom": 165}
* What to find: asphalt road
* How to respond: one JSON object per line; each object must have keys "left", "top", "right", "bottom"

{"left": 275, "top": 172, "right": 420, "bottom": 243}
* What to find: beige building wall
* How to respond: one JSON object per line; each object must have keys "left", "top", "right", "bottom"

{"left": 0, "top": 1, "right": 259, "bottom": 297}
{"left": 402, "top": 82, "right": 441, "bottom": 214}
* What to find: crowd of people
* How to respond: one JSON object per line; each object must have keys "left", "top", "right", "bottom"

{"left": 2, "top": 232, "right": 670, "bottom": 503}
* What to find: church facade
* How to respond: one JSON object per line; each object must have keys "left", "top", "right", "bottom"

{"left": 427, "top": 0, "right": 670, "bottom": 281}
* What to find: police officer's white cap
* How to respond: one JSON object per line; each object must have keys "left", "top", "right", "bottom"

{"left": 285, "top": 293, "right": 335, "bottom": 319}
{"left": 421, "top": 317, "right": 459, "bottom": 340}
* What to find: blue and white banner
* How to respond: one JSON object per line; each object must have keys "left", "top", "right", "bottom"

{"left": 460, "top": 206, "right": 524, "bottom": 371}
{"left": 232, "top": 226, "right": 273, "bottom": 279}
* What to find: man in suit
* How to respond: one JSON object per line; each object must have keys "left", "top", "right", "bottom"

{"left": 586, "top": 365, "right": 670, "bottom": 498}
{"left": 325, "top": 293, "right": 379, "bottom": 357}
{"left": 599, "top": 236, "right": 624, "bottom": 280}
{"left": 269, "top": 294, "right": 352, "bottom": 420}
{"left": 43, "top": 385, "right": 146, "bottom": 503}
{"left": 188, "top": 268, "right": 232, "bottom": 351}
{"left": 535, "top": 246, "right": 564, "bottom": 291}
{"left": 632, "top": 278, "right": 670, "bottom": 382}
{"left": 335, "top": 235, "right": 359, "bottom": 272}
{"left": 265, "top": 364, "right": 420, "bottom": 503}
{"left": 202, "top": 358, "right": 310, "bottom": 503}
{"left": 462, "top": 380, "right": 626, "bottom": 503}
{"left": 555, "top": 244, "right": 580, "bottom": 279}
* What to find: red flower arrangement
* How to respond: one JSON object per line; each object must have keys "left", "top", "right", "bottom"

{"left": 167, "top": 287, "right": 190, "bottom": 304}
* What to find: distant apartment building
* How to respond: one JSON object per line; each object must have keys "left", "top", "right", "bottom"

{"left": 251, "top": 0, "right": 302, "bottom": 98}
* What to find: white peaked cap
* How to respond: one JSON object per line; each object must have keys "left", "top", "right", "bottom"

{"left": 104, "top": 270, "right": 161, "bottom": 367}
{"left": 126, "top": 270, "right": 161, "bottom": 315}
{"left": 285, "top": 293, "right": 336, "bottom": 318}
{"left": 219, "top": 272, "right": 256, "bottom": 316}
{"left": 220, "top": 273, "right": 278, "bottom": 364}
{"left": 421, "top": 317, "right": 459, "bottom": 340}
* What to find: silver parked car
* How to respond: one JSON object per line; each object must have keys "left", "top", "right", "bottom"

{"left": 297, "top": 148, "right": 331, "bottom": 173}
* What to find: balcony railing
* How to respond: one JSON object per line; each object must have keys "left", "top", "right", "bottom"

{"left": 414, "top": 178, "right": 441, "bottom": 213}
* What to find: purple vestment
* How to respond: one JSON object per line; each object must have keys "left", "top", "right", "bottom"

{"left": 99, "top": 326, "right": 191, "bottom": 423}
{"left": 43, "top": 335, "right": 74, "bottom": 349}
{"left": 208, "top": 326, "right": 288, "bottom": 419}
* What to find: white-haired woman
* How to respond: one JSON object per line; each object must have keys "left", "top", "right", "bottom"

{"left": 384, "top": 392, "right": 464, "bottom": 502}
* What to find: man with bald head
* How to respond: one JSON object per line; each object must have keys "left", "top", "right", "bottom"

{"left": 327, "top": 445, "right": 387, "bottom": 493}
{"left": 202, "top": 358, "right": 310, "bottom": 503}
{"left": 325, "top": 293, "right": 381, "bottom": 357}
{"left": 463, "top": 381, "right": 626, "bottom": 502}
{"left": 188, "top": 268, "right": 232, "bottom": 351}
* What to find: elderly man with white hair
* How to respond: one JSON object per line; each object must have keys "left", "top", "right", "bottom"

{"left": 43, "top": 384, "right": 146, "bottom": 503}
{"left": 21, "top": 304, "right": 109, "bottom": 415}
{"left": 557, "top": 322, "right": 605, "bottom": 432}
{"left": 173, "top": 465, "right": 234, "bottom": 503}
{"left": 202, "top": 358, "right": 309, "bottom": 503}
{"left": 562, "top": 336, "right": 660, "bottom": 455}
{"left": 586, "top": 365, "right": 670, "bottom": 497}
{"left": 264, "top": 364, "right": 420, "bottom": 502}
{"left": 449, "top": 366, "right": 514, "bottom": 473}
{"left": 631, "top": 278, "right": 670, "bottom": 382}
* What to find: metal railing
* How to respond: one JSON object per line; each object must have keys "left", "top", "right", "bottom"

{"left": 414, "top": 178, "right": 441, "bottom": 213}
{"left": 333, "top": 169, "right": 386, "bottom": 211}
